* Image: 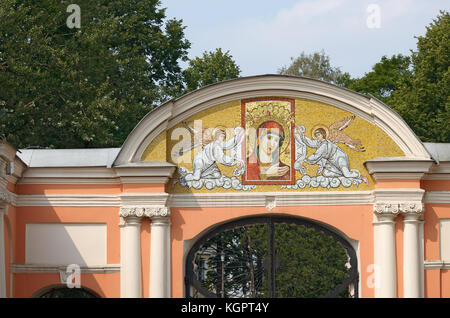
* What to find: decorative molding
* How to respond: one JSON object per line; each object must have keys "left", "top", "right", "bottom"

{"left": 371, "top": 172, "right": 427, "bottom": 180}
{"left": 423, "top": 173, "right": 450, "bottom": 180}
{"left": 120, "top": 193, "right": 170, "bottom": 207}
{"left": 168, "top": 191, "right": 375, "bottom": 207}
{"left": 21, "top": 167, "right": 118, "bottom": 179}
{"left": 424, "top": 191, "right": 450, "bottom": 204}
{"left": 427, "top": 162, "right": 450, "bottom": 174}
{"left": 119, "top": 177, "right": 170, "bottom": 184}
{"left": 0, "top": 189, "right": 12, "bottom": 204}
{"left": 18, "top": 178, "right": 121, "bottom": 185}
{"left": 9, "top": 190, "right": 374, "bottom": 208}
{"left": 16, "top": 194, "right": 121, "bottom": 207}
{"left": 119, "top": 206, "right": 170, "bottom": 218}
{"left": 10, "top": 190, "right": 448, "bottom": 208}
{"left": 265, "top": 196, "right": 276, "bottom": 211}
{"left": 373, "top": 188, "right": 425, "bottom": 202}
{"left": 365, "top": 158, "right": 434, "bottom": 180}
{"left": 374, "top": 201, "right": 425, "bottom": 218}
{"left": 399, "top": 202, "right": 424, "bottom": 215}
{"left": 373, "top": 203, "right": 400, "bottom": 216}
{"left": 11, "top": 263, "right": 120, "bottom": 274}
{"left": 114, "top": 163, "right": 176, "bottom": 179}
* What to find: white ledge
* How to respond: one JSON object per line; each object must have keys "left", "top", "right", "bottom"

{"left": 11, "top": 263, "right": 121, "bottom": 273}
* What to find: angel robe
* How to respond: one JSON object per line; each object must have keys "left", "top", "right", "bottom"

{"left": 301, "top": 135, "right": 361, "bottom": 179}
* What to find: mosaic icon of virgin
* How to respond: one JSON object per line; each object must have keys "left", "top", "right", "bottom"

{"left": 246, "top": 121, "right": 291, "bottom": 181}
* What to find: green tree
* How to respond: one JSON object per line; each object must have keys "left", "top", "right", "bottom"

{"left": 193, "top": 222, "right": 351, "bottom": 298}
{"left": 348, "top": 54, "right": 412, "bottom": 105}
{"left": 391, "top": 11, "right": 450, "bottom": 142}
{"left": 0, "top": 0, "right": 190, "bottom": 148}
{"left": 278, "top": 50, "right": 352, "bottom": 87}
{"left": 183, "top": 48, "right": 241, "bottom": 94}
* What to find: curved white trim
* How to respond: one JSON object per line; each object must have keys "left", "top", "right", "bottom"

{"left": 113, "top": 75, "right": 431, "bottom": 166}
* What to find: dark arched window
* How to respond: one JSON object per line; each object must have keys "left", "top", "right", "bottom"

{"left": 34, "top": 285, "right": 100, "bottom": 298}
{"left": 185, "top": 215, "right": 359, "bottom": 298}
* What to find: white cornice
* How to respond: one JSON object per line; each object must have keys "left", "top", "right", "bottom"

{"left": 373, "top": 188, "right": 425, "bottom": 202}
{"left": 13, "top": 191, "right": 375, "bottom": 207}
{"left": 20, "top": 167, "right": 117, "bottom": 179}
{"left": 424, "top": 162, "right": 450, "bottom": 180}
{"left": 18, "top": 164, "right": 176, "bottom": 185}
{"left": 114, "top": 162, "right": 176, "bottom": 176}
{"left": 16, "top": 194, "right": 121, "bottom": 207}
{"left": 18, "top": 177, "right": 121, "bottom": 184}
{"left": 168, "top": 191, "right": 375, "bottom": 207}
{"left": 11, "top": 264, "right": 120, "bottom": 273}
{"left": 423, "top": 173, "right": 450, "bottom": 180}
{"left": 365, "top": 158, "right": 434, "bottom": 180}
{"left": 424, "top": 191, "right": 450, "bottom": 204}
{"left": 121, "top": 193, "right": 169, "bottom": 207}
{"left": 10, "top": 189, "right": 450, "bottom": 208}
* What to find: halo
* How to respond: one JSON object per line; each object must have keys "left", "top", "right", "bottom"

{"left": 245, "top": 102, "right": 294, "bottom": 155}
{"left": 310, "top": 124, "right": 329, "bottom": 139}
{"left": 209, "top": 125, "right": 228, "bottom": 139}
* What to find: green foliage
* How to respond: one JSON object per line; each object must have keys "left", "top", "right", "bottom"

{"left": 348, "top": 54, "right": 412, "bottom": 104}
{"left": 349, "top": 11, "right": 449, "bottom": 142}
{"left": 0, "top": 0, "right": 190, "bottom": 148}
{"left": 274, "top": 224, "right": 348, "bottom": 298}
{"left": 278, "top": 50, "right": 352, "bottom": 87}
{"left": 390, "top": 11, "right": 450, "bottom": 142}
{"left": 183, "top": 48, "right": 241, "bottom": 94}
{"left": 193, "top": 222, "right": 350, "bottom": 298}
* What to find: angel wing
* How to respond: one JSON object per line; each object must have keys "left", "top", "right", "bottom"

{"left": 171, "top": 122, "right": 206, "bottom": 158}
{"left": 329, "top": 115, "right": 355, "bottom": 131}
{"left": 328, "top": 116, "right": 365, "bottom": 152}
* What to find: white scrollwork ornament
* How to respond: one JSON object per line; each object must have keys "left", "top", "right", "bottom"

{"left": 373, "top": 203, "right": 400, "bottom": 216}
{"left": 399, "top": 202, "right": 424, "bottom": 215}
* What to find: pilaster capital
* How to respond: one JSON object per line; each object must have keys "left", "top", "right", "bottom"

{"left": 373, "top": 201, "right": 425, "bottom": 219}
{"left": 0, "top": 188, "right": 12, "bottom": 205}
{"left": 119, "top": 206, "right": 170, "bottom": 219}
{"left": 399, "top": 202, "right": 424, "bottom": 221}
{"left": 399, "top": 202, "right": 424, "bottom": 215}
{"left": 373, "top": 203, "right": 400, "bottom": 216}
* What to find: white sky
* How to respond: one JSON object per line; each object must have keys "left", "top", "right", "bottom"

{"left": 160, "top": 0, "right": 449, "bottom": 78}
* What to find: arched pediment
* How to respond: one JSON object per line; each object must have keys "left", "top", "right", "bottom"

{"left": 115, "top": 75, "right": 430, "bottom": 166}
{"left": 113, "top": 75, "right": 431, "bottom": 193}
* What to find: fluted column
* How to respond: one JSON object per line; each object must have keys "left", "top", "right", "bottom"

{"left": 119, "top": 208, "right": 144, "bottom": 298}
{"left": 148, "top": 207, "right": 171, "bottom": 298}
{"left": 373, "top": 203, "right": 399, "bottom": 298}
{"left": 401, "top": 202, "right": 424, "bottom": 298}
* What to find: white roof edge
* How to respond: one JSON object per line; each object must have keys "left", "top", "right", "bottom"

{"left": 17, "top": 148, "right": 121, "bottom": 168}
{"left": 423, "top": 143, "right": 450, "bottom": 163}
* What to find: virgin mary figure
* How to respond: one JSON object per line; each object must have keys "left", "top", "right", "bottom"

{"left": 245, "top": 121, "right": 291, "bottom": 182}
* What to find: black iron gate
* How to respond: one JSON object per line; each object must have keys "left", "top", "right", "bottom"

{"left": 185, "top": 215, "right": 359, "bottom": 298}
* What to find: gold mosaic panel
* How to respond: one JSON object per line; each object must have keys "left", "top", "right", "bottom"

{"left": 141, "top": 98, "right": 404, "bottom": 193}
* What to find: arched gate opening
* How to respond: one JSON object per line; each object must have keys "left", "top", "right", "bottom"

{"left": 185, "top": 215, "right": 359, "bottom": 298}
